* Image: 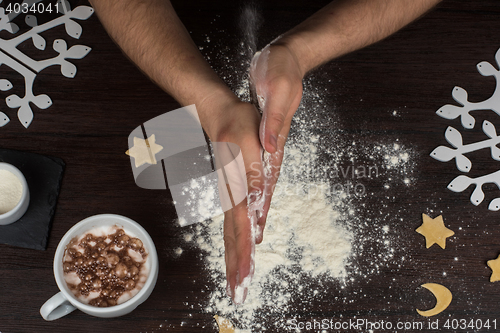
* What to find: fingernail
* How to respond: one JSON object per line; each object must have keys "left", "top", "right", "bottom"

{"left": 270, "top": 134, "right": 278, "bottom": 151}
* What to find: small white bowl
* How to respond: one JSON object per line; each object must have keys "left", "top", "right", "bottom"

{"left": 0, "top": 162, "right": 30, "bottom": 225}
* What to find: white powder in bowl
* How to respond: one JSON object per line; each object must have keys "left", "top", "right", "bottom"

{"left": 0, "top": 169, "right": 23, "bottom": 214}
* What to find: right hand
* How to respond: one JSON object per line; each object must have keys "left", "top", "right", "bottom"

{"left": 250, "top": 43, "right": 304, "bottom": 155}
{"left": 249, "top": 43, "right": 305, "bottom": 242}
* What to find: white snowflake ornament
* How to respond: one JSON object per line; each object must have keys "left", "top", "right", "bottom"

{"left": 0, "top": 0, "right": 93, "bottom": 128}
{"left": 432, "top": 47, "right": 500, "bottom": 211}
{"left": 436, "top": 48, "right": 500, "bottom": 129}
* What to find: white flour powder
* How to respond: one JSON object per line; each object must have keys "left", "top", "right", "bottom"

{"left": 162, "top": 25, "right": 418, "bottom": 332}
{"left": 178, "top": 78, "right": 418, "bottom": 330}
{"left": 198, "top": 178, "right": 353, "bottom": 330}
{"left": 0, "top": 169, "right": 23, "bottom": 214}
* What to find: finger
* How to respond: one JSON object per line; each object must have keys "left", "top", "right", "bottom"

{"left": 231, "top": 200, "right": 256, "bottom": 304}
{"left": 255, "top": 150, "right": 280, "bottom": 244}
{"left": 239, "top": 122, "right": 265, "bottom": 231}
{"left": 246, "top": 156, "right": 265, "bottom": 247}
{"left": 259, "top": 81, "right": 294, "bottom": 154}
{"left": 222, "top": 123, "right": 263, "bottom": 303}
{"left": 256, "top": 117, "right": 291, "bottom": 244}
{"left": 255, "top": 149, "right": 282, "bottom": 243}
{"left": 233, "top": 119, "right": 268, "bottom": 302}
{"left": 222, "top": 178, "right": 255, "bottom": 304}
{"left": 223, "top": 210, "right": 238, "bottom": 299}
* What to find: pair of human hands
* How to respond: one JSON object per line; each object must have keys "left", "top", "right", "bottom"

{"left": 218, "top": 43, "right": 304, "bottom": 304}
{"left": 90, "top": 0, "right": 441, "bottom": 306}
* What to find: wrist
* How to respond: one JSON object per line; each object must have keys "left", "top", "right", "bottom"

{"left": 272, "top": 33, "right": 314, "bottom": 78}
{"left": 195, "top": 86, "right": 240, "bottom": 141}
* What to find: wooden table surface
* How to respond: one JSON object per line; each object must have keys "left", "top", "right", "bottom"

{"left": 2, "top": 0, "right": 500, "bottom": 332}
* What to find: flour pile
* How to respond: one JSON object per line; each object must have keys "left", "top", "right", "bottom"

{"left": 186, "top": 134, "right": 354, "bottom": 330}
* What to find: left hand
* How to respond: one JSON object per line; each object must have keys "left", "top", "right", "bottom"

{"left": 211, "top": 100, "right": 265, "bottom": 304}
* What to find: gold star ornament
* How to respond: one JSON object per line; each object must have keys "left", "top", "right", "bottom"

{"left": 487, "top": 255, "right": 500, "bottom": 282}
{"left": 213, "top": 315, "right": 251, "bottom": 333}
{"left": 416, "top": 214, "right": 455, "bottom": 249}
{"left": 214, "top": 315, "right": 235, "bottom": 333}
{"left": 125, "top": 134, "right": 163, "bottom": 168}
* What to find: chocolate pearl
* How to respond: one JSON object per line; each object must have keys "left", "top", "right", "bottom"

{"left": 101, "top": 288, "right": 111, "bottom": 297}
{"left": 125, "top": 279, "right": 135, "bottom": 290}
{"left": 129, "top": 266, "right": 139, "bottom": 277}
{"left": 92, "top": 278, "right": 102, "bottom": 289}
{"left": 63, "top": 262, "right": 73, "bottom": 273}
{"left": 107, "top": 253, "right": 119, "bottom": 266}
{"left": 107, "top": 299, "right": 117, "bottom": 306}
{"left": 91, "top": 251, "right": 99, "bottom": 259}
{"left": 117, "top": 229, "right": 125, "bottom": 237}
{"left": 129, "top": 238, "right": 143, "bottom": 251}
{"left": 118, "top": 235, "right": 130, "bottom": 247}
{"left": 110, "top": 290, "right": 120, "bottom": 299}
{"left": 84, "top": 273, "right": 93, "bottom": 281}
{"left": 96, "top": 242, "right": 106, "bottom": 251}
{"left": 97, "top": 256, "right": 107, "bottom": 265}
{"left": 68, "top": 248, "right": 76, "bottom": 256}
{"left": 114, "top": 263, "right": 127, "bottom": 279}
{"left": 75, "top": 251, "right": 82, "bottom": 257}
{"left": 95, "top": 268, "right": 104, "bottom": 277}
{"left": 122, "top": 256, "right": 131, "bottom": 264}
{"left": 74, "top": 257, "right": 83, "bottom": 266}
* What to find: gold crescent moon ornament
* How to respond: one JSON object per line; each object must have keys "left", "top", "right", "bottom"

{"left": 416, "top": 283, "right": 452, "bottom": 317}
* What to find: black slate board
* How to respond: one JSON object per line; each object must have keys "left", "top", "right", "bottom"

{"left": 0, "top": 149, "right": 64, "bottom": 250}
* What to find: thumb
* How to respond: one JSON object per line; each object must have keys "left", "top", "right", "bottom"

{"left": 260, "top": 82, "right": 292, "bottom": 153}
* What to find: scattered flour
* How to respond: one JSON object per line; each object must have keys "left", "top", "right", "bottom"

{"left": 170, "top": 18, "right": 417, "bottom": 332}
{"left": 178, "top": 78, "right": 417, "bottom": 330}
{"left": 199, "top": 177, "right": 353, "bottom": 330}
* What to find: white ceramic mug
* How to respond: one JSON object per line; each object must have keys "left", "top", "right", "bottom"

{"left": 40, "top": 214, "right": 159, "bottom": 320}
